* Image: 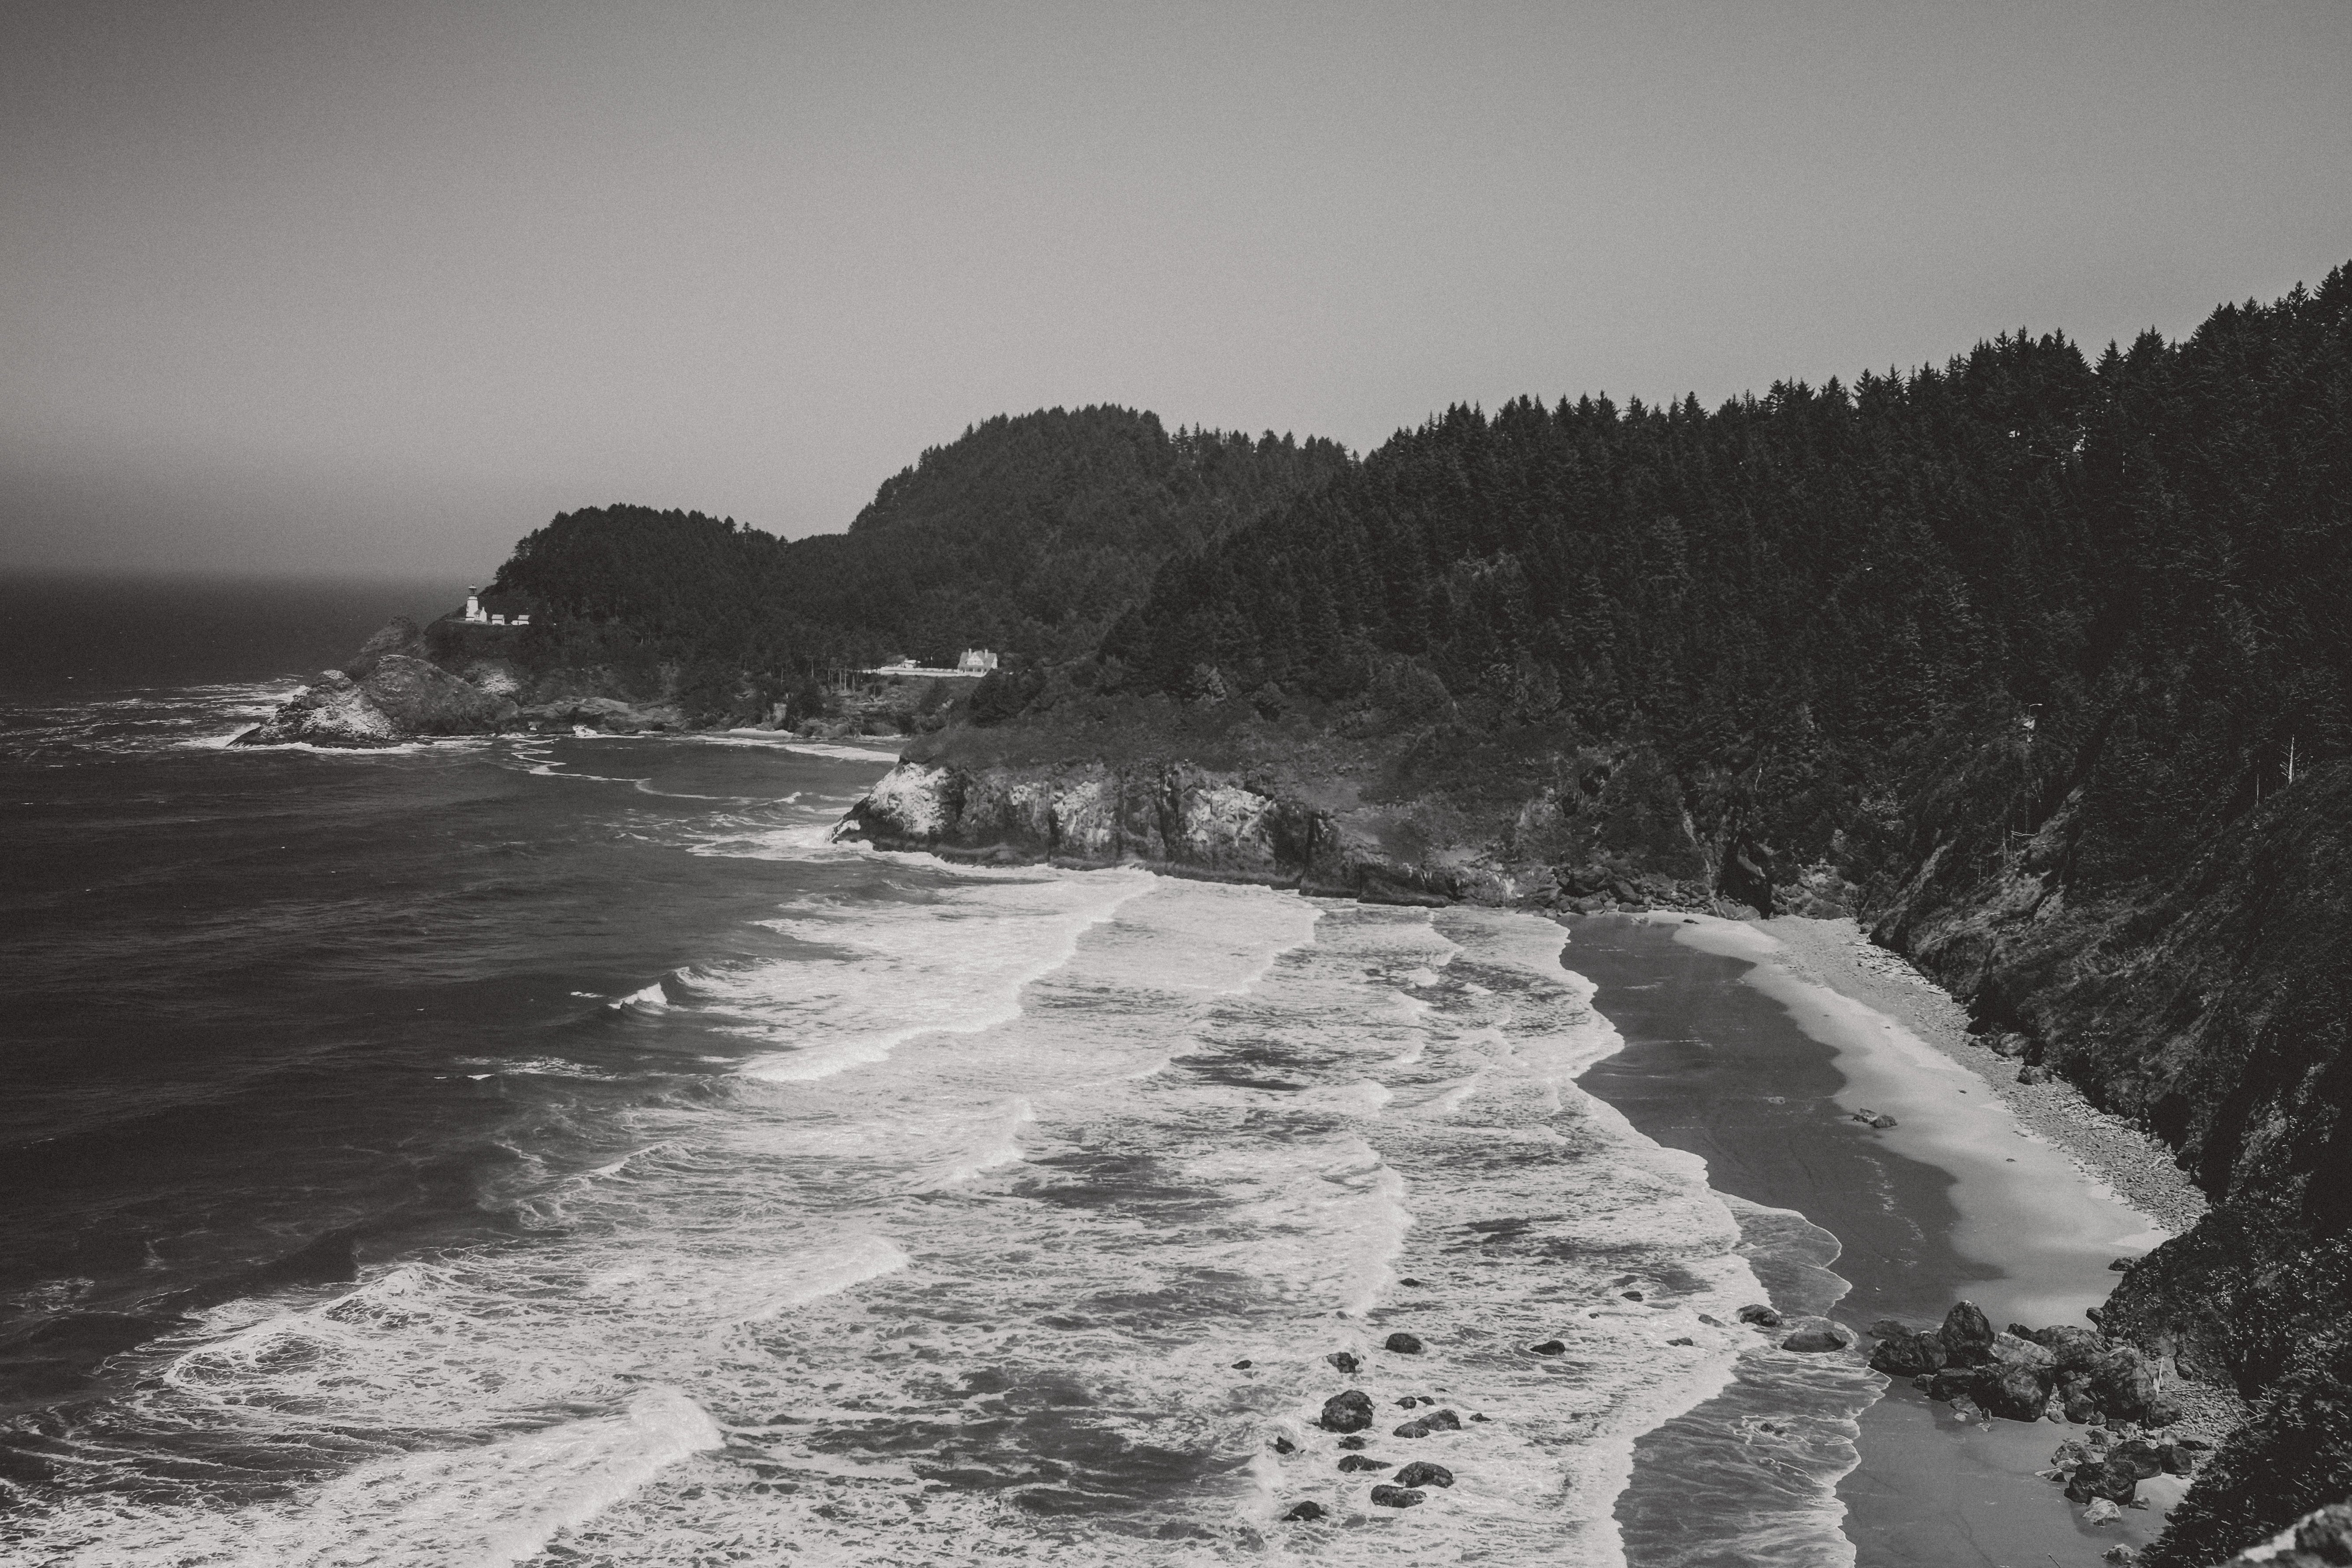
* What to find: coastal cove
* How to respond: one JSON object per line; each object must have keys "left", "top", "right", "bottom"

{"left": 0, "top": 652, "right": 2267, "bottom": 1564}
{"left": 1570, "top": 913, "right": 2220, "bottom": 1568}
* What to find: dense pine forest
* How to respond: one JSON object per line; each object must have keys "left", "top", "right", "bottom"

{"left": 474, "top": 407, "right": 1348, "bottom": 719}
{"left": 1090, "top": 271, "right": 2349, "bottom": 907}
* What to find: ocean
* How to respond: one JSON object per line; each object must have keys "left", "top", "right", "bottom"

{"left": 0, "top": 578, "right": 1875, "bottom": 1566}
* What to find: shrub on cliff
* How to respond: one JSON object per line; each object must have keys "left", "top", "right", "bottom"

{"left": 2147, "top": 1330, "right": 2352, "bottom": 1568}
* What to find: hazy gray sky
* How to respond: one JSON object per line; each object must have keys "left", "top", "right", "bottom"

{"left": 5, "top": 2, "right": 2348, "bottom": 575}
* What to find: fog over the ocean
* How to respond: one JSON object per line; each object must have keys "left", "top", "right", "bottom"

{"left": 3, "top": 1, "right": 2348, "bottom": 575}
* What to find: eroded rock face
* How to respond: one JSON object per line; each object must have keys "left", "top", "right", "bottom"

{"left": 2090, "top": 1345, "right": 2159, "bottom": 1424}
{"left": 1870, "top": 1328, "right": 1949, "bottom": 1376}
{"left": 1975, "top": 1363, "right": 2054, "bottom": 1421}
{"left": 233, "top": 670, "right": 400, "bottom": 747}
{"left": 343, "top": 615, "right": 427, "bottom": 678}
{"left": 836, "top": 760, "right": 1436, "bottom": 897}
{"left": 359, "top": 654, "right": 510, "bottom": 735}
{"left": 1940, "top": 1301, "right": 1997, "bottom": 1363}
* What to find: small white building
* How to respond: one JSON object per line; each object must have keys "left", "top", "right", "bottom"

{"left": 461, "top": 589, "right": 529, "bottom": 627}
{"left": 863, "top": 649, "right": 1002, "bottom": 680}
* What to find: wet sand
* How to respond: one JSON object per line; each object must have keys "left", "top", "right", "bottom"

{"left": 1567, "top": 913, "right": 2188, "bottom": 1568}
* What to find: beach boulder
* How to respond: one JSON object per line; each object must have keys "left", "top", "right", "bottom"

{"left": 1992, "top": 1331, "right": 2055, "bottom": 1372}
{"left": 1783, "top": 1323, "right": 1851, "bottom": 1353}
{"left": 1737, "top": 1304, "right": 1784, "bottom": 1328}
{"left": 1528, "top": 1339, "right": 1566, "bottom": 1355}
{"left": 1384, "top": 1332, "right": 1424, "bottom": 1354}
{"left": 1976, "top": 1363, "right": 2055, "bottom": 1421}
{"left": 1393, "top": 1409, "right": 1461, "bottom": 1438}
{"left": 1393, "top": 1461, "right": 1454, "bottom": 1488}
{"left": 1281, "top": 1501, "right": 1324, "bottom": 1522}
{"left": 2085, "top": 1497, "right": 2124, "bottom": 1526}
{"left": 1938, "top": 1301, "right": 1997, "bottom": 1364}
{"left": 1338, "top": 1454, "right": 1389, "bottom": 1473}
{"left": 1870, "top": 1329, "right": 1949, "bottom": 1376}
{"left": 1925, "top": 1366, "right": 1978, "bottom": 1401}
{"left": 2067, "top": 1449, "right": 2144, "bottom": 1505}
{"left": 1326, "top": 1351, "right": 1361, "bottom": 1374}
{"left": 2088, "top": 1346, "right": 2159, "bottom": 1423}
{"left": 1319, "top": 1391, "right": 1375, "bottom": 1433}
{"left": 1370, "top": 1484, "right": 1425, "bottom": 1508}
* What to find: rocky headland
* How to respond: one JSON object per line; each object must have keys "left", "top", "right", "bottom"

{"left": 236, "top": 614, "right": 768, "bottom": 748}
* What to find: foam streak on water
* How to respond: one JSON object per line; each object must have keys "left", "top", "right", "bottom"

{"left": 13, "top": 836, "right": 1784, "bottom": 1566}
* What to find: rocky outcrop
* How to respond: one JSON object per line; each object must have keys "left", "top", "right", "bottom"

{"left": 356, "top": 654, "right": 513, "bottom": 735}
{"left": 1874, "top": 1305, "right": 2187, "bottom": 1436}
{"left": 342, "top": 615, "right": 427, "bottom": 678}
{"left": 837, "top": 760, "right": 1463, "bottom": 900}
{"left": 232, "top": 670, "right": 401, "bottom": 747}
{"left": 237, "top": 615, "right": 712, "bottom": 747}
{"left": 235, "top": 655, "right": 512, "bottom": 747}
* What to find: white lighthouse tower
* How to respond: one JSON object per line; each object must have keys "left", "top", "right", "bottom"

{"left": 464, "top": 588, "right": 486, "bottom": 624}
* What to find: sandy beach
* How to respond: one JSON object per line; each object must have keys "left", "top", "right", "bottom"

{"left": 1565, "top": 912, "right": 2245, "bottom": 1568}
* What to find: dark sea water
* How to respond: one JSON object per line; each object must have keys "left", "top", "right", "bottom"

{"left": 1, "top": 578, "right": 1877, "bottom": 1566}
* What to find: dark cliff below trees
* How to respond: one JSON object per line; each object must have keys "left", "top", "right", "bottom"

{"left": 839, "top": 263, "right": 2352, "bottom": 1566}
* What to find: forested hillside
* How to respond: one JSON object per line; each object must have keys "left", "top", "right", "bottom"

{"left": 474, "top": 408, "right": 1348, "bottom": 720}
{"left": 1098, "top": 274, "right": 2349, "bottom": 904}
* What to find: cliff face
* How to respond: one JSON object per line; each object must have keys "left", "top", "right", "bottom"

{"left": 840, "top": 759, "right": 1462, "bottom": 904}
{"left": 1876, "top": 761, "right": 2352, "bottom": 1392}
{"left": 1871, "top": 760, "right": 2352, "bottom": 1566}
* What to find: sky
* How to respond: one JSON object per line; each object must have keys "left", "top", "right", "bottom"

{"left": 4, "top": 2, "right": 2349, "bottom": 577}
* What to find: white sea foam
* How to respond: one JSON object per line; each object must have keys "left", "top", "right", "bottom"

{"left": 17, "top": 853, "right": 1779, "bottom": 1567}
